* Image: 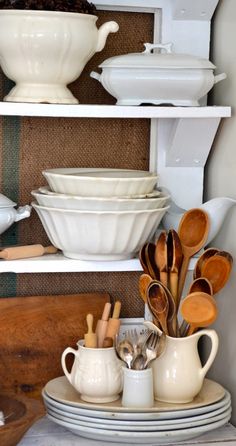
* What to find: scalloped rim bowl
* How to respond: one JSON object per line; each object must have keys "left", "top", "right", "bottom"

{"left": 31, "top": 188, "right": 170, "bottom": 211}
{"left": 42, "top": 168, "right": 158, "bottom": 197}
{"left": 32, "top": 202, "right": 169, "bottom": 260}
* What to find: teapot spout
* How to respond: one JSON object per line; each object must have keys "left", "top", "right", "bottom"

{"left": 96, "top": 21, "right": 119, "bottom": 52}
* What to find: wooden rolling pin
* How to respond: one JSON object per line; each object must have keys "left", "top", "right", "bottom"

{"left": 104, "top": 301, "right": 121, "bottom": 343}
{"left": 0, "top": 244, "right": 58, "bottom": 260}
{"left": 96, "top": 302, "right": 111, "bottom": 348}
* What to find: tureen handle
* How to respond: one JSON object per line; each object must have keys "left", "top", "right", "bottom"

{"left": 143, "top": 42, "right": 173, "bottom": 54}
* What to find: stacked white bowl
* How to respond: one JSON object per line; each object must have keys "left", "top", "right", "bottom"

{"left": 31, "top": 168, "right": 170, "bottom": 261}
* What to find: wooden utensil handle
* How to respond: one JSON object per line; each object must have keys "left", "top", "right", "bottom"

{"left": 112, "top": 301, "right": 121, "bottom": 319}
{"left": 101, "top": 302, "right": 111, "bottom": 321}
{"left": 177, "top": 254, "right": 190, "bottom": 307}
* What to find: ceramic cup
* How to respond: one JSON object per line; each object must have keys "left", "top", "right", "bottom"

{"left": 61, "top": 340, "right": 123, "bottom": 403}
{"left": 152, "top": 329, "right": 219, "bottom": 403}
{"left": 121, "top": 367, "right": 154, "bottom": 408}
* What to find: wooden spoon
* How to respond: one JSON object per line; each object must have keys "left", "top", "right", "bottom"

{"left": 139, "top": 243, "right": 150, "bottom": 275}
{"left": 201, "top": 252, "right": 233, "bottom": 294}
{"left": 193, "top": 247, "right": 220, "bottom": 279}
{"left": 159, "top": 282, "right": 178, "bottom": 337}
{"left": 145, "top": 242, "right": 160, "bottom": 279}
{"left": 188, "top": 277, "right": 213, "bottom": 295}
{"left": 180, "top": 292, "right": 218, "bottom": 336}
{"left": 177, "top": 208, "right": 209, "bottom": 305}
{"left": 155, "top": 231, "right": 168, "bottom": 287}
{"left": 180, "top": 278, "right": 213, "bottom": 336}
{"left": 167, "top": 229, "right": 183, "bottom": 305}
{"left": 139, "top": 273, "right": 153, "bottom": 303}
{"left": 147, "top": 281, "right": 169, "bottom": 335}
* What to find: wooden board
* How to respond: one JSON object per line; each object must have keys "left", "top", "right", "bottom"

{"left": 0, "top": 293, "right": 110, "bottom": 398}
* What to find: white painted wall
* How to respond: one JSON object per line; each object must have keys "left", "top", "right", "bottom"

{"left": 205, "top": 0, "right": 236, "bottom": 426}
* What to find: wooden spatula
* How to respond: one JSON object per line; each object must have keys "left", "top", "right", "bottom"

{"left": 167, "top": 229, "right": 183, "bottom": 306}
{"left": 155, "top": 231, "right": 168, "bottom": 287}
{"left": 84, "top": 313, "right": 97, "bottom": 348}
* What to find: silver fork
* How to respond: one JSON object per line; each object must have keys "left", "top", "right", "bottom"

{"left": 143, "top": 331, "right": 166, "bottom": 369}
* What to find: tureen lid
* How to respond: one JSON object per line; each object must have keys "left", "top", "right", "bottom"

{"left": 0, "top": 193, "right": 16, "bottom": 208}
{"left": 99, "top": 43, "right": 216, "bottom": 70}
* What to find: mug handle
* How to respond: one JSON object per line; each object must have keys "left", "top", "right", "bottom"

{"left": 195, "top": 329, "right": 219, "bottom": 378}
{"left": 61, "top": 347, "right": 78, "bottom": 384}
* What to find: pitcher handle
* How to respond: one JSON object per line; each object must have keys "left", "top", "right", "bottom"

{"left": 61, "top": 347, "right": 78, "bottom": 384}
{"left": 195, "top": 329, "right": 219, "bottom": 378}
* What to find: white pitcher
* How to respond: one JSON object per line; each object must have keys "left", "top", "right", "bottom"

{"left": 152, "top": 329, "right": 219, "bottom": 403}
{"left": 61, "top": 340, "right": 123, "bottom": 403}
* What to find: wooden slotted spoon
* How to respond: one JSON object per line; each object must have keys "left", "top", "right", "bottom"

{"left": 177, "top": 208, "right": 209, "bottom": 306}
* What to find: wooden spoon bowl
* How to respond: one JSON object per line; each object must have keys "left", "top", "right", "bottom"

{"left": 180, "top": 291, "right": 218, "bottom": 336}
{"left": 201, "top": 253, "right": 233, "bottom": 294}
{"left": 139, "top": 273, "right": 153, "bottom": 303}
{"left": 188, "top": 277, "right": 213, "bottom": 295}
{"left": 147, "top": 281, "right": 169, "bottom": 335}
{"left": 193, "top": 247, "right": 220, "bottom": 279}
{"left": 178, "top": 208, "right": 209, "bottom": 303}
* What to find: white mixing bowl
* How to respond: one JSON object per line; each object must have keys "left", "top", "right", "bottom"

{"left": 32, "top": 202, "right": 169, "bottom": 261}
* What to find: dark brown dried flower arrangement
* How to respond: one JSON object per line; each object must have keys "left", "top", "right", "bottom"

{"left": 0, "top": 0, "right": 96, "bottom": 14}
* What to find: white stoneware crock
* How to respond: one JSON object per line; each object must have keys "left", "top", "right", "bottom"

{"left": 90, "top": 42, "right": 226, "bottom": 106}
{"left": 0, "top": 194, "right": 31, "bottom": 235}
{"left": 0, "top": 10, "right": 119, "bottom": 104}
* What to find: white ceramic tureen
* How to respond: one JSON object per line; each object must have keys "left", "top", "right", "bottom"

{"left": 0, "top": 10, "right": 119, "bottom": 104}
{"left": 0, "top": 194, "right": 31, "bottom": 235}
{"left": 90, "top": 42, "right": 226, "bottom": 106}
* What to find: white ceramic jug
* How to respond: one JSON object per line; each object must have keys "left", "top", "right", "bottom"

{"left": 61, "top": 340, "right": 123, "bottom": 403}
{"left": 152, "top": 329, "right": 219, "bottom": 403}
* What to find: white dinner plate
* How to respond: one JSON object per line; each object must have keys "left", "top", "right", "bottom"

{"left": 47, "top": 412, "right": 231, "bottom": 444}
{"left": 42, "top": 387, "right": 230, "bottom": 421}
{"left": 46, "top": 405, "right": 231, "bottom": 432}
{"left": 44, "top": 376, "right": 225, "bottom": 413}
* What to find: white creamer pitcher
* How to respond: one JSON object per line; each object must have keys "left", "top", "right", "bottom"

{"left": 152, "top": 329, "right": 219, "bottom": 403}
{"left": 61, "top": 340, "right": 123, "bottom": 403}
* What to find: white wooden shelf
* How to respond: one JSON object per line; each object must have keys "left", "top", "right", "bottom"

{"left": 0, "top": 103, "right": 231, "bottom": 119}
{"left": 0, "top": 253, "right": 197, "bottom": 274}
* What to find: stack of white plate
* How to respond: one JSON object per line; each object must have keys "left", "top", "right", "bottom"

{"left": 42, "top": 376, "right": 231, "bottom": 444}
{"left": 31, "top": 168, "right": 170, "bottom": 261}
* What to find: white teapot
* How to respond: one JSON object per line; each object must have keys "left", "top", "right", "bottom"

{"left": 0, "top": 194, "right": 31, "bottom": 235}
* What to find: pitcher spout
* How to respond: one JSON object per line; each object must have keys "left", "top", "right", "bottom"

{"left": 96, "top": 21, "right": 119, "bottom": 52}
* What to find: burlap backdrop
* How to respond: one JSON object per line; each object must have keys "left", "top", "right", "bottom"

{"left": 0, "top": 10, "right": 154, "bottom": 317}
